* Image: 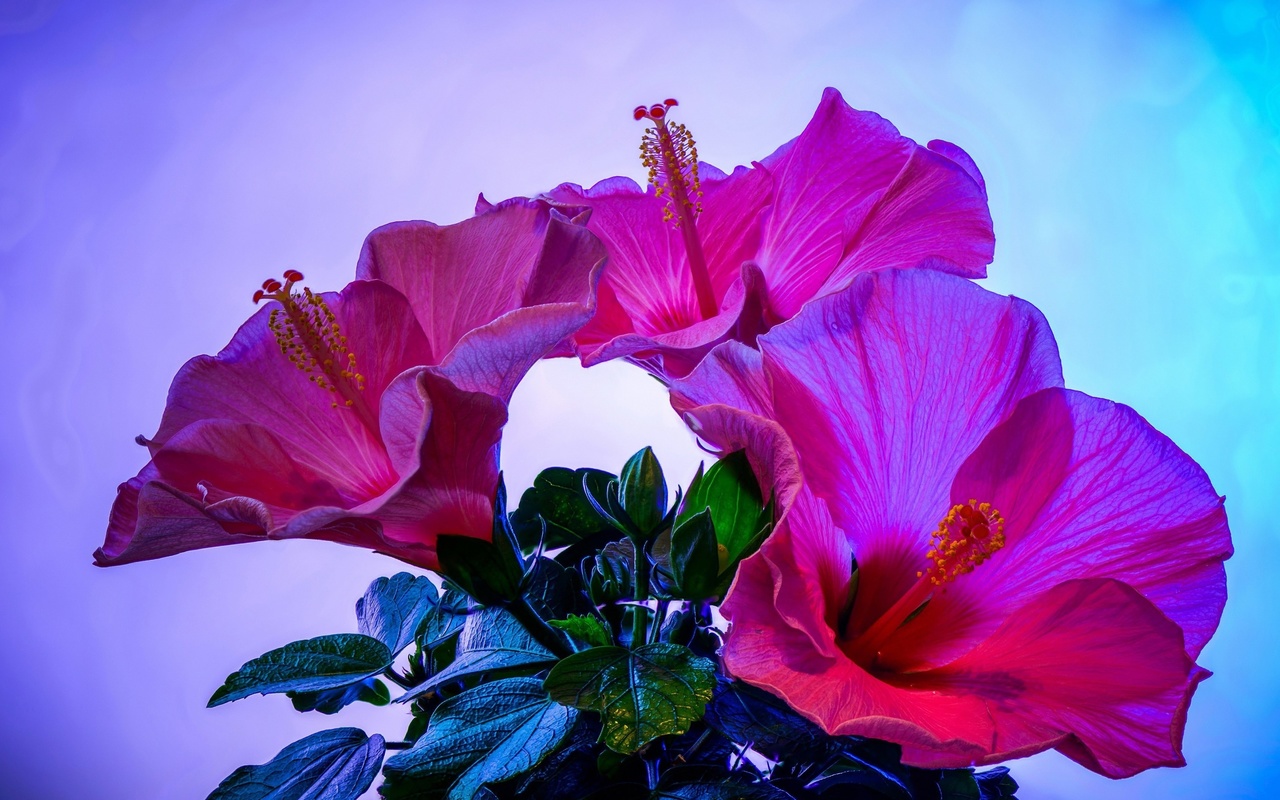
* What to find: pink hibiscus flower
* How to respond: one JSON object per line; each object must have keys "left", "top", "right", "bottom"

{"left": 97, "top": 198, "right": 605, "bottom": 570}
{"left": 671, "top": 269, "right": 1231, "bottom": 777}
{"left": 546, "top": 89, "right": 995, "bottom": 380}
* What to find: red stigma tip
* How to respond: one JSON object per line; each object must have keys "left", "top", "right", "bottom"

{"left": 252, "top": 290, "right": 265, "bottom": 304}
{"left": 263, "top": 279, "right": 283, "bottom": 293}
{"left": 283, "top": 269, "right": 304, "bottom": 282}
{"left": 649, "top": 104, "right": 667, "bottom": 119}
{"left": 664, "top": 98, "right": 678, "bottom": 107}
{"left": 634, "top": 106, "right": 648, "bottom": 120}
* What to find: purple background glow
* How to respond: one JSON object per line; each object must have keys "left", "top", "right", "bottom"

{"left": 2, "top": 1, "right": 1277, "bottom": 797}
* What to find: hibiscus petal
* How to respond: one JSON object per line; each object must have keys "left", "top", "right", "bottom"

{"left": 151, "top": 280, "right": 431, "bottom": 478}
{"left": 367, "top": 371, "right": 506, "bottom": 567}
{"left": 759, "top": 270, "right": 1062, "bottom": 631}
{"left": 670, "top": 339, "right": 773, "bottom": 418}
{"left": 898, "top": 388, "right": 1230, "bottom": 665}
{"left": 756, "top": 88, "right": 993, "bottom": 318}
{"left": 357, "top": 198, "right": 605, "bottom": 398}
{"left": 94, "top": 468, "right": 267, "bottom": 566}
{"left": 900, "top": 579, "right": 1205, "bottom": 778}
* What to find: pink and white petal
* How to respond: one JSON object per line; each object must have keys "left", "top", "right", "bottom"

{"left": 900, "top": 579, "right": 1205, "bottom": 778}
{"left": 151, "top": 419, "right": 392, "bottom": 510}
{"left": 151, "top": 280, "right": 431, "bottom": 470}
{"left": 357, "top": 199, "right": 603, "bottom": 360}
{"left": 914, "top": 388, "right": 1231, "bottom": 662}
{"left": 94, "top": 470, "right": 269, "bottom": 566}
{"left": 760, "top": 270, "right": 1062, "bottom": 630}
{"left": 723, "top": 537, "right": 994, "bottom": 758}
{"left": 547, "top": 179, "right": 703, "bottom": 337}
{"left": 754, "top": 89, "right": 911, "bottom": 310}
{"left": 365, "top": 372, "right": 508, "bottom": 569}
{"left": 670, "top": 339, "right": 772, "bottom": 419}
{"left": 692, "top": 163, "right": 773, "bottom": 296}
{"left": 794, "top": 145, "right": 993, "bottom": 316}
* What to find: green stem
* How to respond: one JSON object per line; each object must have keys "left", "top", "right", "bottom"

{"left": 631, "top": 544, "right": 650, "bottom": 647}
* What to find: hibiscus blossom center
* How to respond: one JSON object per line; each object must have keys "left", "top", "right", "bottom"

{"left": 923, "top": 500, "right": 1006, "bottom": 586}
{"left": 843, "top": 500, "right": 1006, "bottom": 666}
{"left": 253, "top": 271, "right": 378, "bottom": 432}
{"left": 635, "top": 99, "right": 717, "bottom": 321}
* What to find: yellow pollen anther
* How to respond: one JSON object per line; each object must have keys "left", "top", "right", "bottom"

{"left": 636, "top": 99, "right": 703, "bottom": 228}
{"left": 253, "top": 272, "right": 367, "bottom": 410}
{"left": 924, "top": 500, "right": 1006, "bottom": 586}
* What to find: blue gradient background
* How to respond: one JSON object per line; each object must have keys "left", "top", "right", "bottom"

{"left": 1, "top": 1, "right": 1276, "bottom": 797}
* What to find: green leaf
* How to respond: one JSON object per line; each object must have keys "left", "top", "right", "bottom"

{"left": 207, "top": 727, "right": 384, "bottom": 800}
{"left": 512, "top": 467, "right": 616, "bottom": 551}
{"left": 702, "top": 678, "right": 823, "bottom": 762}
{"left": 549, "top": 614, "right": 613, "bottom": 648}
{"left": 397, "top": 607, "right": 557, "bottom": 703}
{"left": 669, "top": 510, "right": 720, "bottom": 600}
{"left": 586, "top": 538, "right": 636, "bottom": 606}
{"left": 619, "top": 447, "right": 668, "bottom": 535}
{"left": 209, "top": 635, "right": 393, "bottom": 707}
{"left": 678, "top": 451, "right": 768, "bottom": 568}
{"left": 417, "top": 589, "right": 467, "bottom": 650}
{"left": 357, "top": 573, "right": 439, "bottom": 656}
{"left": 437, "top": 535, "right": 522, "bottom": 606}
{"left": 938, "top": 769, "right": 983, "bottom": 800}
{"left": 543, "top": 643, "right": 716, "bottom": 753}
{"left": 383, "top": 678, "right": 578, "bottom": 800}
{"left": 652, "top": 783, "right": 793, "bottom": 800}
{"left": 289, "top": 677, "right": 391, "bottom": 715}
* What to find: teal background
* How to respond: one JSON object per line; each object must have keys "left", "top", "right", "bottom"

{"left": 0, "top": 1, "right": 1276, "bottom": 797}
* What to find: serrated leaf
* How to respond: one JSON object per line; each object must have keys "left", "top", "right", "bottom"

{"left": 512, "top": 467, "right": 616, "bottom": 551}
{"left": 678, "top": 451, "right": 768, "bottom": 568}
{"left": 397, "top": 607, "right": 557, "bottom": 703}
{"left": 619, "top": 447, "right": 667, "bottom": 535}
{"left": 702, "top": 678, "right": 823, "bottom": 761}
{"left": 289, "top": 677, "right": 391, "bottom": 715}
{"left": 383, "top": 678, "right": 578, "bottom": 800}
{"left": 417, "top": 589, "right": 467, "bottom": 650}
{"left": 543, "top": 643, "right": 716, "bottom": 753}
{"left": 357, "top": 573, "right": 439, "bottom": 656}
{"left": 669, "top": 510, "right": 720, "bottom": 600}
{"left": 209, "top": 635, "right": 392, "bottom": 707}
{"left": 549, "top": 614, "right": 613, "bottom": 648}
{"left": 523, "top": 556, "right": 582, "bottom": 620}
{"left": 207, "top": 727, "right": 384, "bottom": 800}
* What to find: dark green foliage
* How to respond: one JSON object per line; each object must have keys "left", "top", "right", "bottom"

{"left": 397, "top": 607, "right": 558, "bottom": 703}
{"left": 207, "top": 728, "right": 384, "bottom": 800}
{"left": 209, "top": 634, "right": 393, "bottom": 707}
{"left": 358, "top": 573, "right": 440, "bottom": 656}
{"left": 382, "top": 679, "right": 577, "bottom": 800}
{"left": 619, "top": 447, "right": 669, "bottom": 535}
{"left": 205, "top": 449, "right": 1019, "bottom": 800}
{"left": 543, "top": 644, "right": 717, "bottom": 752}
{"left": 290, "top": 677, "right": 392, "bottom": 715}
{"left": 512, "top": 467, "right": 616, "bottom": 551}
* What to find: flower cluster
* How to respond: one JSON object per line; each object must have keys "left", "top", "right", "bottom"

{"left": 99, "top": 90, "right": 1230, "bottom": 799}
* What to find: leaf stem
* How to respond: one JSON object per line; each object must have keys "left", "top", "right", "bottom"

{"left": 631, "top": 546, "right": 650, "bottom": 647}
{"left": 506, "top": 595, "right": 573, "bottom": 658}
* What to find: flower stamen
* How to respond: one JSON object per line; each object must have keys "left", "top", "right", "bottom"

{"left": 253, "top": 272, "right": 376, "bottom": 430}
{"left": 920, "top": 500, "right": 1006, "bottom": 586}
{"left": 635, "top": 98, "right": 717, "bottom": 321}
{"left": 844, "top": 500, "right": 1006, "bottom": 665}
